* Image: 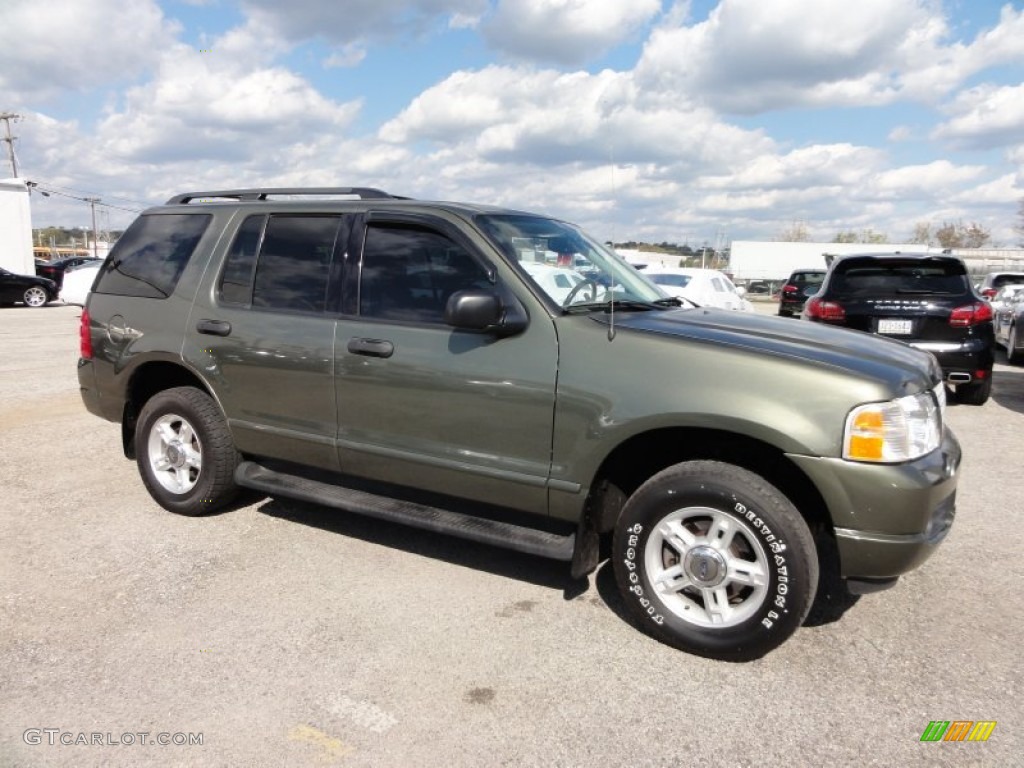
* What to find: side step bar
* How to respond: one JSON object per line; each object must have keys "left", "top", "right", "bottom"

{"left": 235, "top": 461, "right": 576, "bottom": 561}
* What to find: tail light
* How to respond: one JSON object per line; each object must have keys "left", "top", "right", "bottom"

{"left": 79, "top": 308, "right": 93, "bottom": 359}
{"left": 981, "top": 288, "right": 998, "bottom": 299}
{"left": 804, "top": 297, "right": 846, "bottom": 322}
{"left": 949, "top": 302, "right": 992, "bottom": 327}
{"left": 782, "top": 284, "right": 798, "bottom": 294}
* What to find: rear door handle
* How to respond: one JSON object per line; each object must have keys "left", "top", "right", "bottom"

{"left": 347, "top": 337, "right": 394, "bottom": 358}
{"left": 196, "top": 319, "right": 232, "bottom": 337}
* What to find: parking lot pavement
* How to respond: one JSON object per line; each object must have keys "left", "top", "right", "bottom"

{"left": 1, "top": 304, "right": 1020, "bottom": 767}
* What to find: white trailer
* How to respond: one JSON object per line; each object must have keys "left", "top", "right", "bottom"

{"left": 0, "top": 179, "right": 35, "bottom": 275}
{"left": 730, "top": 240, "right": 924, "bottom": 282}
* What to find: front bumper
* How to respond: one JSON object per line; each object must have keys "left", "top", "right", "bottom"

{"left": 787, "top": 426, "right": 960, "bottom": 580}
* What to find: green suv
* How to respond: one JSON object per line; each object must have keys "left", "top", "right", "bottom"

{"left": 78, "top": 188, "right": 960, "bottom": 660}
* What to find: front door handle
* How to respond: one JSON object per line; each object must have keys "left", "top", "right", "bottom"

{"left": 196, "top": 319, "right": 232, "bottom": 337}
{"left": 347, "top": 337, "right": 394, "bottom": 358}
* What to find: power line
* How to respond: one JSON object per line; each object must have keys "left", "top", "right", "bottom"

{"left": 26, "top": 182, "right": 145, "bottom": 214}
{"left": 27, "top": 178, "right": 151, "bottom": 208}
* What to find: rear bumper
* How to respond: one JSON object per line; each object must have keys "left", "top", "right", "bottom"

{"left": 787, "top": 427, "right": 960, "bottom": 580}
{"left": 909, "top": 339, "right": 994, "bottom": 382}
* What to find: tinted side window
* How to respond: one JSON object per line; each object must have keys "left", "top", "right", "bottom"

{"left": 94, "top": 214, "right": 211, "bottom": 299}
{"left": 251, "top": 216, "right": 341, "bottom": 313}
{"left": 218, "top": 215, "right": 266, "bottom": 305}
{"left": 360, "top": 224, "right": 489, "bottom": 323}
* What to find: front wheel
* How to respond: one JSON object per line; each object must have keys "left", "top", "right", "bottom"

{"left": 612, "top": 461, "right": 818, "bottom": 661}
{"left": 23, "top": 286, "right": 49, "bottom": 307}
{"left": 135, "top": 387, "right": 241, "bottom": 515}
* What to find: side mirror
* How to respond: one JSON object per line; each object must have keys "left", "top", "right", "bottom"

{"left": 734, "top": 286, "right": 747, "bottom": 297}
{"left": 444, "top": 289, "right": 527, "bottom": 337}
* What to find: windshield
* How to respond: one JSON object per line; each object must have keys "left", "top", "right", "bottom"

{"left": 475, "top": 213, "right": 667, "bottom": 308}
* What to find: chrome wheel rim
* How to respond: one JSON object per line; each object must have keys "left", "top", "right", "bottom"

{"left": 147, "top": 413, "right": 202, "bottom": 494}
{"left": 645, "top": 506, "right": 770, "bottom": 628}
{"left": 24, "top": 286, "right": 47, "bottom": 307}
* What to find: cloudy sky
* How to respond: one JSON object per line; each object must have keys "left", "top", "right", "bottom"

{"left": 2, "top": 0, "right": 1023, "bottom": 246}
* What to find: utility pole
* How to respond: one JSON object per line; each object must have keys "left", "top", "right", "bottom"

{"left": 85, "top": 198, "right": 100, "bottom": 258}
{"left": 0, "top": 112, "right": 20, "bottom": 177}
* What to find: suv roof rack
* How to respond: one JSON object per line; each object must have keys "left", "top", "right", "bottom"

{"left": 165, "top": 188, "right": 398, "bottom": 204}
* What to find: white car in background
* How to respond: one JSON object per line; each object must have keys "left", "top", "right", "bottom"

{"left": 644, "top": 267, "right": 754, "bottom": 312}
{"left": 59, "top": 261, "right": 103, "bottom": 306}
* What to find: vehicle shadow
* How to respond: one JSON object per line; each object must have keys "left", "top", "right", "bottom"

{"left": 256, "top": 497, "right": 590, "bottom": 599}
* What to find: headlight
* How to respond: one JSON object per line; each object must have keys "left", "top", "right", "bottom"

{"left": 843, "top": 389, "right": 942, "bottom": 463}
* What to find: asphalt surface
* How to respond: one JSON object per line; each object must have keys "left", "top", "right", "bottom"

{"left": 1, "top": 302, "right": 1020, "bottom": 767}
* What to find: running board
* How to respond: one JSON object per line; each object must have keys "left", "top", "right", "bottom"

{"left": 235, "top": 461, "right": 576, "bottom": 561}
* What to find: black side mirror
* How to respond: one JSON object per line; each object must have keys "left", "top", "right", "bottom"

{"left": 444, "top": 289, "right": 526, "bottom": 337}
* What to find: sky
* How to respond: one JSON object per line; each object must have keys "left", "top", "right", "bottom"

{"left": 2, "top": 0, "right": 1023, "bottom": 247}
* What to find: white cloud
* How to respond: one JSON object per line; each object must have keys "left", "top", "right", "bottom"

{"left": 0, "top": 0, "right": 176, "bottom": 103}
{"left": 873, "top": 160, "right": 986, "bottom": 198}
{"left": 324, "top": 45, "right": 368, "bottom": 69}
{"left": 931, "top": 83, "right": 1024, "bottom": 149}
{"left": 481, "top": 0, "right": 661, "bottom": 65}
{"left": 635, "top": 0, "right": 1024, "bottom": 114}
{"left": 951, "top": 173, "right": 1021, "bottom": 205}
{"left": 379, "top": 65, "right": 772, "bottom": 175}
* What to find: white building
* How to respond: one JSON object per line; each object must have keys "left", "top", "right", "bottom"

{"left": 0, "top": 178, "right": 35, "bottom": 274}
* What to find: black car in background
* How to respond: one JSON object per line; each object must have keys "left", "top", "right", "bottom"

{"left": 0, "top": 267, "right": 58, "bottom": 308}
{"left": 35, "top": 256, "right": 102, "bottom": 289}
{"left": 777, "top": 269, "right": 826, "bottom": 316}
{"left": 803, "top": 253, "right": 994, "bottom": 405}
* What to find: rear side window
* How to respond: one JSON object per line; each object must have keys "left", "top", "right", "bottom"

{"left": 218, "top": 215, "right": 265, "bottom": 305}
{"left": 831, "top": 260, "right": 969, "bottom": 297}
{"left": 250, "top": 216, "right": 342, "bottom": 313}
{"left": 94, "top": 214, "right": 211, "bottom": 299}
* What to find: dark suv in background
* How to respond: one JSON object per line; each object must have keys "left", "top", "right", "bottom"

{"left": 803, "top": 253, "right": 994, "bottom": 405}
{"left": 778, "top": 269, "right": 826, "bottom": 316}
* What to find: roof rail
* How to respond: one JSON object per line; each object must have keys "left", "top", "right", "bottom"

{"left": 165, "top": 188, "right": 396, "bottom": 204}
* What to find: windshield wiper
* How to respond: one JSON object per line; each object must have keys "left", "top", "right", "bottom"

{"left": 564, "top": 298, "right": 669, "bottom": 313}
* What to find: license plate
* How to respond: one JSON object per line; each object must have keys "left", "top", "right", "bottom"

{"left": 878, "top": 318, "right": 912, "bottom": 335}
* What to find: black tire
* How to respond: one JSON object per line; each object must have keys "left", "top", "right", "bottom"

{"left": 954, "top": 376, "right": 992, "bottom": 406}
{"left": 1007, "top": 325, "right": 1021, "bottom": 365}
{"left": 135, "top": 387, "right": 241, "bottom": 515}
{"left": 777, "top": 309, "right": 791, "bottom": 317}
{"left": 612, "top": 460, "right": 817, "bottom": 661}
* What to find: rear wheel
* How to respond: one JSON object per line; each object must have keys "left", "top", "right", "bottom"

{"left": 954, "top": 376, "right": 992, "bottom": 406}
{"left": 23, "top": 286, "right": 49, "bottom": 307}
{"left": 612, "top": 461, "right": 817, "bottom": 661}
{"left": 136, "top": 387, "right": 241, "bottom": 515}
